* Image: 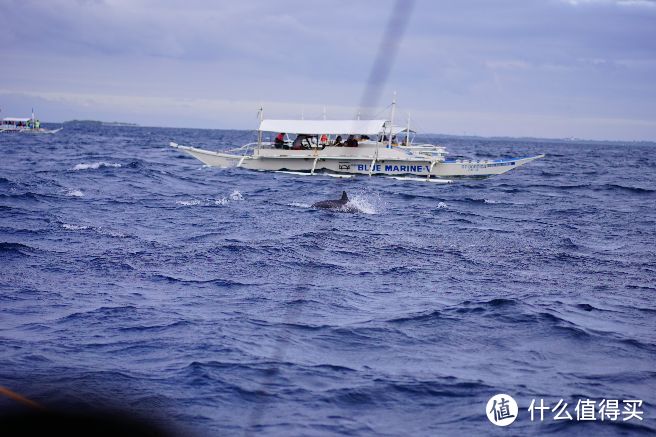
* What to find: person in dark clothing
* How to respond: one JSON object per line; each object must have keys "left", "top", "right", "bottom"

{"left": 345, "top": 135, "right": 358, "bottom": 147}
{"left": 333, "top": 135, "right": 343, "bottom": 147}
{"left": 292, "top": 134, "right": 309, "bottom": 150}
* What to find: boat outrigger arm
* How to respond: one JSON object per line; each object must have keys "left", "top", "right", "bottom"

{"left": 169, "top": 118, "right": 544, "bottom": 179}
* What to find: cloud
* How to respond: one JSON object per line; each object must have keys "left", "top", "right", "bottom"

{"left": 1, "top": 0, "right": 655, "bottom": 140}
{"left": 562, "top": 0, "right": 656, "bottom": 6}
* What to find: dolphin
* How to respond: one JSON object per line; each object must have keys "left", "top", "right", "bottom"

{"left": 311, "top": 191, "right": 356, "bottom": 212}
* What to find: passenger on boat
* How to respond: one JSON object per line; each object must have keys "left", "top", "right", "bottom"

{"left": 274, "top": 132, "right": 285, "bottom": 149}
{"left": 333, "top": 135, "right": 343, "bottom": 147}
{"left": 345, "top": 135, "right": 358, "bottom": 147}
{"left": 292, "top": 134, "right": 310, "bottom": 150}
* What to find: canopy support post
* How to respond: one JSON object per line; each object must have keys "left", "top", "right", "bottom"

{"left": 388, "top": 92, "right": 396, "bottom": 148}
{"left": 427, "top": 160, "right": 436, "bottom": 180}
{"left": 311, "top": 157, "right": 319, "bottom": 175}
{"left": 406, "top": 113, "right": 411, "bottom": 146}
{"left": 257, "top": 106, "right": 263, "bottom": 147}
{"left": 368, "top": 157, "right": 377, "bottom": 176}
{"left": 368, "top": 148, "right": 378, "bottom": 177}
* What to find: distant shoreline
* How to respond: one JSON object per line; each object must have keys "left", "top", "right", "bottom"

{"left": 64, "top": 120, "right": 139, "bottom": 127}
{"left": 50, "top": 120, "right": 655, "bottom": 145}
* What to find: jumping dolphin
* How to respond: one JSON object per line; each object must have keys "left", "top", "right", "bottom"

{"left": 311, "top": 191, "right": 356, "bottom": 212}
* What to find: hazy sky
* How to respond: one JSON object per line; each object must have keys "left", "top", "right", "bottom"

{"left": 1, "top": 0, "right": 655, "bottom": 140}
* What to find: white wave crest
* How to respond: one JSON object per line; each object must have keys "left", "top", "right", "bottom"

{"left": 289, "top": 202, "right": 311, "bottom": 208}
{"left": 176, "top": 198, "right": 229, "bottom": 206}
{"left": 229, "top": 190, "right": 243, "bottom": 201}
{"left": 66, "top": 189, "right": 84, "bottom": 197}
{"left": 176, "top": 189, "right": 245, "bottom": 207}
{"left": 73, "top": 162, "right": 122, "bottom": 171}
{"left": 62, "top": 224, "right": 90, "bottom": 230}
{"left": 176, "top": 199, "right": 203, "bottom": 206}
{"left": 96, "top": 227, "right": 127, "bottom": 238}
{"left": 437, "top": 202, "right": 448, "bottom": 209}
{"left": 346, "top": 190, "right": 385, "bottom": 214}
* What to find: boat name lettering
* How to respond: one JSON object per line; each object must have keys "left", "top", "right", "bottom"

{"left": 356, "top": 164, "right": 430, "bottom": 173}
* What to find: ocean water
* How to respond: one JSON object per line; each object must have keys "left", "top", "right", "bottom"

{"left": 1, "top": 124, "right": 655, "bottom": 435}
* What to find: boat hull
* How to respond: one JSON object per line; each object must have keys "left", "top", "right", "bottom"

{"left": 170, "top": 143, "right": 543, "bottom": 178}
{"left": 0, "top": 127, "right": 62, "bottom": 134}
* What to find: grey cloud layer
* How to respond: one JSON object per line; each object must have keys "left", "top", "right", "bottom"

{"left": 1, "top": 0, "right": 655, "bottom": 139}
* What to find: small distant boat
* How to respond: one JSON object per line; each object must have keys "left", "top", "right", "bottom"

{"left": 0, "top": 110, "right": 62, "bottom": 134}
{"left": 170, "top": 100, "right": 543, "bottom": 180}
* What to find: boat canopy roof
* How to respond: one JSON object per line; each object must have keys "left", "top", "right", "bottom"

{"left": 2, "top": 117, "right": 31, "bottom": 122}
{"left": 390, "top": 126, "right": 416, "bottom": 135}
{"left": 259, "top": 119, "right": 387, "bottom": 135}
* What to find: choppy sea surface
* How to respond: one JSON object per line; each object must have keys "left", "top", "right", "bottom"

{"left": 1, "top": 124, "right": 655, "bottom": 435}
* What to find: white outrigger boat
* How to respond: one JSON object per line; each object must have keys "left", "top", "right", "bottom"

{"left": 0, "top": 111, "right": 62, "bottom": 134}
{"left": 170, "top": 106, "right": 543, "bottom": 180}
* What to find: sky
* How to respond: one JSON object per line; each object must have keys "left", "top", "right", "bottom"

{"left": 1, "top": 0, "right": 655, "bottom": 140}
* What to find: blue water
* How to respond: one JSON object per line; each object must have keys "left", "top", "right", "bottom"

{"left": 1, "top": 124, "right": 655, "bottom": 435}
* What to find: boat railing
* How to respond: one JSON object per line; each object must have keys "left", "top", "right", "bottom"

{"left": 228, "top": 142, "right": 261, "bottom": 153}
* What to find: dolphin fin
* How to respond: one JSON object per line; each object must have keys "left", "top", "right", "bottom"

{"left": 341, "top": 191, "right": 348, "bottom": 202}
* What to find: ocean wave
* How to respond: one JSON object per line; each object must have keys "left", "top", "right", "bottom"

{"left": 616, "top": 337, "right": 656, "bottom": 353}
{"left": 387, "top": 379, "right": 491, "bottom": 398}
{"left": 536, "top": 312, "right": 594, "bottom": 339}
{"left": 229, "top": 190, "right": 244, "bottom": 201}
{"left": 461, "top": 298, "right": 518, "bottom": 308}
{"left": 388, "top": 309, "right": 453, "bottom": 324}
{"left": 87, "top": 254, "right": 136, "bottom": 272}
{"left": 56, "top": 305, "right": 144, "bottom": 325}
{"left": 559, "top": 237, "right": 580, "bottom": 250}
{"left": 175, "top": 194, "right": 237, "bottom": 207}
{"left": 60, "top": 223, "right": 128, "bottom": 239}
{"left": 0, "top": 191, "right": 43, "bottom": 201}
{"left": 346, "top": 192, "right": 383, "bottom": 214}
{"left": 324, "top": 377, "right": 490, "bottom": 408}
{"left": 461, "top": 197, "right": 487, "bottom": 204}
{"left": 599, "top": 183, "right": 654, "bottom": 194}
{"left": 175, "top": 199, "right": 203, "bottom": 206}
{"left": 65, "top": 189, "right": 84, "bottom": 197}
{"left": 62, "top": 224, "right": 91, "bottom": 231}
{"left": 73, "top": 162, "right": 122, "bottom": 171}
{"left": 151, "top": 274, "right": 250, "bottom": 287}
{"left": 288, "top": 202, "right": 311, "bottom": 209}
{"left": 573, "top": 303, "right": 614, "bottom": 312}
{"left": 118, "top": 320, "right": 192, "bottom": 333}
{"left": 0, "top": 241, "right": 37, "bottom": 256}
{"left": 528, "top": 183, "right": 591, "bottom": 190}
